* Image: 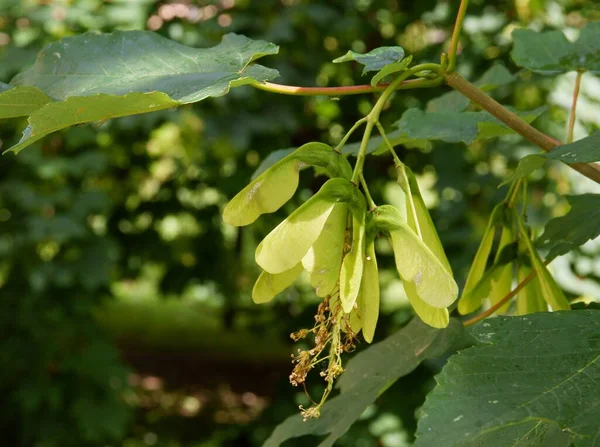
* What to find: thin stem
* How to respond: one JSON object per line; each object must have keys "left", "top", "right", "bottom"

{"left": 351, "top": 65, "right": 443, "bottom": 183}
{"left": 444, "top": 71, "right": 600, "bottom": 184}
{"left": 360, "top": 175, "right": 376, "bottom": 210}
{"left": 462, "top": 270, "right": 535, "bottom": 326}
{"left": 506, "top": 178, "right": 523, "bottom": 208}
{"left": 447, "top": 0, "right": 469, "bottom": 72}
{"left": 352, "top": 120, "right": 375, "bottom": 183}
{"left": 335, "top": 117, "right": 367, "bottom": 152}
{"left": 567, "top": 70, "right": 584, "bottom": 144}
{"left": 375, "top": 121, "right": 401, "bottom": 165}
{"left": 251, "top": 76, "right": 440, "bottom": 97}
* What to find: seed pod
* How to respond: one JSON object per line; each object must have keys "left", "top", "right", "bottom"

{"left": 256, "top": 178, "right": 358, "bottom": 274}
{"left": 518, "top": 219, "right": 570, "bottom": 311}
{"left": 372, "top": 205, "right": 458, "bottom": 309}
{"left": 223, "top": 142, "right": 352, "bottom": 226}
{"left": 458, "top": 203, "right": 507, "bottom": 315}
{"left": 404, "top": 281, "right": 449, "bottom": 328}
{"left": 252, "top": 263, "right": 304, "bottom": 304}
{"left": 396, "top": 162, "right": 451, "bottom": 272}
{"left": 516, "top": 263, "right": 547, "bottom": 315}
{"left": 488, "top": 225, "right": 515, "bottom": 314}
{"left": 302, "top": 203, "right": 348, "bottom": 297}
{"left": 340, "top": 212, "right": 366, "bottom": 313}
{"left": 351, "top": 241, "right": 379, "bottom": 342}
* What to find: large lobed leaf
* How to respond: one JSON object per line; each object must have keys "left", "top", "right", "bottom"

{"left": 5, "top": 31, "right": 279, "bottom": 153}
{"left": 264, "top": 317, "right": 463, "bottom": 447}
{"left": 415, "top": 311, "right": 600, "bottom": 447}
{"left": 512, "top": 22, "right": 600, "bottom": 74}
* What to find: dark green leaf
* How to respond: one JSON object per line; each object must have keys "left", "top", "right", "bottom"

{"left": 333, "top": 46, "right": 405, "bottom": 74}
{"left": 395, "top": 107, "right": 546, "bottom": 145}
{"left": 370, "top": 55, "right": 413, "bottom": 87}
{"left": 501, "top": 133, "right": 600, "bottom": 185}
{"left": 537, "top": 194, "right": 600, "bottom": 258}
{"left": 546, "top": 132, "right": 600, "bottom": 164}
{"left": 7, "top": 31, "right": 279, "bottom": 153}
{"left": 427, "top": 64, "right": 516, "bottom": 113}
{"left": 264, "top": 318, "right": 463, "bottom": 447}
{"left": 512, "top": 22, "right": 600, "bottom": 74}
{"left": 415, "top": 311, "right": 600, "bottom": 447}
{"left": 500, "top": 154, "right": 547, "bottom": 186}
{"left": 341, "top": 128, "right": 430, "bottom": 156}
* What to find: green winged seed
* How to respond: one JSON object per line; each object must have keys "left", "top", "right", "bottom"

{"left": 519, "top": 220, "right": 570, "bottom": 311}
{"left": 373, "top": 205, "right": 458, "bottom": 309}
{"left": 458, "top": 203, "right": 506, "bottom": 315}
{"left": 397, "top": 163, "right": 452, "bottom": 272}
{"left": 517, "top": 264, "right": 548, "bottom": 315}
{"left": 302, "top": 203, "right": 348, "bottom": 297}
{"left": 404, "top": 280, "right": 450, "bottom": 328}
{"left": 350, "top": 241, "right": 380, "bottom": 342}
{"left": 489, "top": 226, "right": 514, "bottom": 314}
{"left": 340, "top": 213, "right": 366, "bottom": 313}
{"left": 223, "top": 142, "right": 351, "bottom": 226}
{"left": 252, "top": 263, "right": 304, "bottom": 304}
{"left": 255, "top": 178, "right": 356, "bottom": 274}
{"left": 223, "top": 156, "right": 301, "bottom": 226}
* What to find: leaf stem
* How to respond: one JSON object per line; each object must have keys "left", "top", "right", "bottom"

{"left": 567, "top": 70, "right": 584, "bottom": 144}
{"left": 375, "top": 121, "right": 402, "bottom": 165}
{"left": 462, "top": 270, "right": 535, "bottom": 326}
{"left": 444, "top": 71, "right": 600, "bottom": 184}
{"left": 351, "top": 65, "right": 442, "bottom": 183}
{"left": 462, "top": 255, "right": 555, "bottom": 327}
{"left": 335, "top": 117, "right": 367, "bottom": 152}
{"left": 448, "top": 0, "right": 469, "bottom": 72}
{"left": 251, "top": 77, "right": 439, "bottom": 97}
{"left": 360, "top": 175, "right": 377, "bottom": 210}
{"left": 506, "top": 179, "right": 523, "bottom": 208}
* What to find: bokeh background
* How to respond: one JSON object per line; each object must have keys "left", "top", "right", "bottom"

{"left": 0, "top": 0, "right": 599, "bottom": 446}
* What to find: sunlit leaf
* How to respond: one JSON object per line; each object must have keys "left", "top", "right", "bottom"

{"left": 252, "top": 263, "right": 303, "bottom": 304}
{"left": 333, "top": 46, "right": 405, "bottom": 74}
{"left": 265, "top": 318, "right": 463, "bottom": 447}
{"left": 302, "top": 203, "right": 348, "bottom": 297}
{"left": 537, "top": 194, "right": 600, "bottom": 259}
{"left": 0, "top": 85, "right": 51, "bottom": 118}
{"left": 7, "top": 31, "right": 279, "bottom": 153}
{"left": 414, "top": 311, "right": 600, "bottom": 447}
{"left": 512, "top": 22, "right": 600, "bottom": 74}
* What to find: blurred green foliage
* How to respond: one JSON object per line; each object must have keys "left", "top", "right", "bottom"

{"left": 0, "top": 0, "right": 599, "bottom": 446}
